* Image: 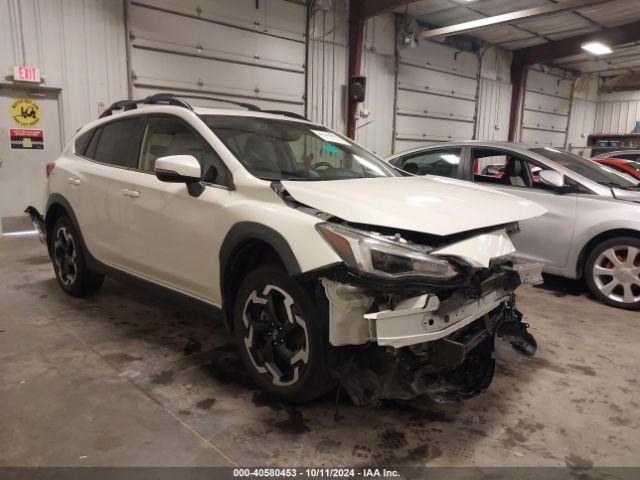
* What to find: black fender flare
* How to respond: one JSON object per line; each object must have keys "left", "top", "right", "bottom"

{"left": 45, "top": 193, "right": 100, "bottom": 271}
{"left": 219, "top": 222, "right": 301, "bottom": 327}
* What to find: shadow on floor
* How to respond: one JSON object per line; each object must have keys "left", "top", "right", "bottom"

{"left": 535, "top": 274, "right": 589, "bottom": 298}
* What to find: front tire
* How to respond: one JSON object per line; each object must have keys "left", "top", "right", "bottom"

{"left": 233, "top": 266, "right": 334, "bottom": 403}
{"left": 585, "top": 237, "right": 640, "bottom": 310}
{"left": 51, "top": 216, "right": 104, "bottom": 298}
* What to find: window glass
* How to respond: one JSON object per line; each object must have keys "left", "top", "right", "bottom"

{"left": 74, "top": 130, "right": 93, "bottom": 156}
{"left": 616, "top": 153, "right": 640, "bottom": 161}
{"left": 93, "top": 118, "right": 144, "bottom": 168}
{"left": 140, "top": 116, "right": 227, "bottom": 185}
{"left": 399, "top": 149, "right": 461, "bottom": 178}
{"left": 84, "top": 128, "right": 101, "bottom": 159}
{"left": 472, "top": 148, "right": 555, "bottom": 190}
{"left": 532, "top": 147, "right": 638, "bottom": 188}
{"left": 203, "top": 115, "right": 397, "bottom": 181}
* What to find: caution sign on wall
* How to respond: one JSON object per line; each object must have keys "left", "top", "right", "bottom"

{"left": 10, "top": 98, "right": 41, "bottom": 127}
{"left": 10, "top": 129, "right": 44, "bottom": 150}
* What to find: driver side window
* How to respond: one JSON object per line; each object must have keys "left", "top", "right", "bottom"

{"left": 472, "top": 148, "right": 555, "bottom": 191}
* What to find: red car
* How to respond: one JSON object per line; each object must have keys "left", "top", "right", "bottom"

{"left": 592, "top": 157, "right": 640, "bottom": 181}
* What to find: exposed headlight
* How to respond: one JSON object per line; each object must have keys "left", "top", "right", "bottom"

{"left": 316, "top": 223, "right": 458, "bottom": 280}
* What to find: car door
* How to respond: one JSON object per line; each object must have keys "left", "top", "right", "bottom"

{"left": 71, "top": 117, "right": 145, "bottom": 266}
{"left": 390, "top": 147, "right": 465, "bottom": 179}
{"left": 113, "top": 115, "right": 233, "bottom": 303}
{"left": 469, "top": 147, "right": 578, "bottom": 269}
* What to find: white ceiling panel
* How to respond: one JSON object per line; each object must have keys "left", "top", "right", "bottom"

{"left": 419, "top": 6, "right": 486, "bottom": 26}
{"left": 471, "top": 25, "right": 533, "bottom": 44}
{"left": 576, "top": 0, "right": 640, "bottom": 27}
{"left": 467, "top": 0, "right": 551, "bottom": 16}
{"left": 514, "top": 12, "right": 593, "bottom": 36}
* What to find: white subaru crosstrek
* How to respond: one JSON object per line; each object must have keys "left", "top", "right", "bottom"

{"left": 28, "top": 94, "right": 546, "bottom": 404}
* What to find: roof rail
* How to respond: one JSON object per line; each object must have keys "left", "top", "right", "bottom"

{"left": 99, "top": 94, "right": 194, "bottom": 118}
{"left": 99, "top": 93, "right": 308, "bottom": 121}
{"left": 156, "top": 93, "right": 261, "bottom": 112}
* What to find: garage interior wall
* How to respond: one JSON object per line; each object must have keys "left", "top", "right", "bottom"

{"left": 476, "top": 47, "right": 512, "bottom": 143}
{"left": 307, "top": 1, "right": 395, "bottom": 157}
{"left": 566, "top": 75, "right": 599, "bottom": 156}
{"left": 594, "top": 90, "right": 640, "bottom": 135}
{"left": 127, "top": 0, "right": 307, "bottom": 115}
{"left": 0, "top": 0, "right": 128, "bottom": 142}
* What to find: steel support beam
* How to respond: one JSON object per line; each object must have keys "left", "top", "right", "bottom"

{"left": 513, "top": 20, "right": 640, "bottom": 66}
{"left": 422, "top": 0, "right": 608, "bottom": 40}
{"left": 347, "top": 4, "right": 364, "bottom": 140}
{"left": 508, "top": 65, "right": 526, "bottom": 142}
{"left": 345, "top": 1, "right": 418, "bottom": 138}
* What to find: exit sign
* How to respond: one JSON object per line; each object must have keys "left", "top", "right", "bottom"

{"left": 13, "top": 66, "right": 41, "bottom": 83}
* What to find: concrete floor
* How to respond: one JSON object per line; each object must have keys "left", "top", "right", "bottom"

{"left": 1, "top": 234, "right": 638, "bottom": 468}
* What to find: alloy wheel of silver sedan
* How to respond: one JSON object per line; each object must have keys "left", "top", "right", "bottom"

{"left": 241, "top": 285, "right": 309, "bottom": 387}
{"left": 53, "top": 226, "right": 78, "bottom": 287}
{"left": 592, "top": 245, "right": 640, "bottom": 305}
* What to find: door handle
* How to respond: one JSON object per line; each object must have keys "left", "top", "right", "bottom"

{"left": 122, "top": 188, "right": 140, "bottom": 198}
{"left": 68, "top": 177, "right": 81, "bottom": 186}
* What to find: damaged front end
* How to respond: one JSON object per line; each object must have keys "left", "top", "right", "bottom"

{"left": 311, "top": 221, "right": 542, "bottom": 405}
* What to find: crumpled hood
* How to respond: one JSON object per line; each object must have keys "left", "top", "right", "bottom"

{"left": 282, "top": 176, "right": 547, "bottom": 236}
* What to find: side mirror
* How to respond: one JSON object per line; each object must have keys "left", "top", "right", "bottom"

{"left": 155, "top": 155, "right": 201, "bottom": 184}
{"left": 538, "top": 170, "right": 565, "bottom": 188}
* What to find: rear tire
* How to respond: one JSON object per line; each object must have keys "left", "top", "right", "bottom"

{"left": 585, "top": 236, "right": 640, "bottom": 310}
{"left": 51, "top": 216, "right": 104, "bottom": 298}
{"left": 233, "top": 266, "right": 334, "bottom": 403}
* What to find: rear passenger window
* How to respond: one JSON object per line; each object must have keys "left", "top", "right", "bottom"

{"left": 85, "top": 128, "right": 101, "bottom": 159}
{"left": 74, "top": 130, "right": 93, "bottom": 156}
{"left": 398, "top": 148, "right": 462, "bottom": 178}
{"left": 93, "top": 118, "right": 144, "bottom": 168}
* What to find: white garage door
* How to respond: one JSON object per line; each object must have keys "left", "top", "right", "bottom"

{"left": 127, "top": 0, "right": 307, "bottom": 114}
{"left": 394, "top": 41, "right": 478, "bottom": 153}
{"left": 520, "top": 68, "right": 573, "bottom": 148}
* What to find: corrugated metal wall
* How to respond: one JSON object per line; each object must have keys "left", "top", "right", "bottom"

{"left": 128, "top": 0, "right": 307, "bottom": 114}
{"left": 307, "top": 1, "right": 395, "bottom": 157}
{"left": 566, "top": 75, "right": 598, "bottom": 156}
{"left": 0, "top": 0, "right": 128, "bottom": 142}
{"left": 520, "top": 67, "right": 574, "bottom": 147}
{"left": 476, "top": 47, "right": 512, "bottom": 142}
{"left": 594, "top": 90, "right": 640, "bottom": 134}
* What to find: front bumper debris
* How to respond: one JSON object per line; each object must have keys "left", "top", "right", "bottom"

{"left": 321, "top": 261, "right": 542, "bottom": 405}
{"left": 366, "top": 286, "right": 512, "bottom": 349}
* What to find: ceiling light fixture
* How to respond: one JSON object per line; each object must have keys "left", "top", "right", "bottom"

{"left": 581, "top": 41, "right": 613, "bottom": 55}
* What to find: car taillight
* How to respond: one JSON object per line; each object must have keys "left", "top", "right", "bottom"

{"left": 46, "top": 162, "right": 55, "bottom": 178}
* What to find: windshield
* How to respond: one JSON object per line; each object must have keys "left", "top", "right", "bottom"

{"left": 202, "top": 115, "right": 397, "bottom": 181}
{"left": 531, "top": 147, "right": 639, "bottom": 189}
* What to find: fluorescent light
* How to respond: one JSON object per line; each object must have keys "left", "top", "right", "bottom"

{"left": 581, "top": 41, "right": 612, "bottom": 55}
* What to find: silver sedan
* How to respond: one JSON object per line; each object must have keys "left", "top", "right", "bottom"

{"left": 386, "top": 141, "right": 640, "bottom": 310}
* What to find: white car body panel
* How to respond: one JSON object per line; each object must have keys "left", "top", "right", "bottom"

{"left": 282, "top": 176, "right": 546, "bottom": 236}
{"left": 432, "top": 228, "right": 516, "bottom": 268}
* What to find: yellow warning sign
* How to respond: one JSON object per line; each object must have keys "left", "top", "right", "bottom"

{"left": 10, "top": 98, "right": 41, "bottom": 127}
